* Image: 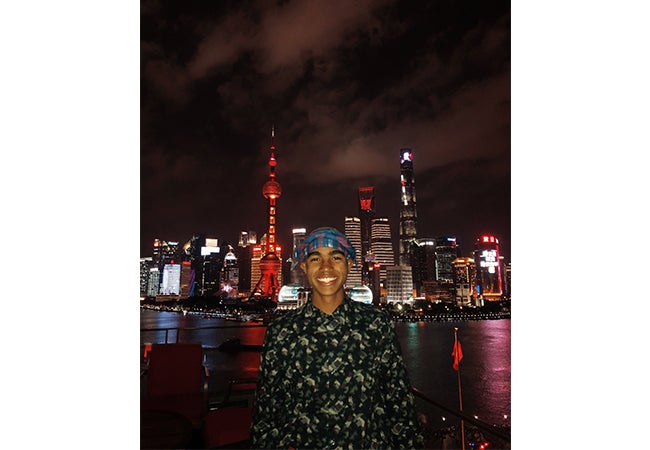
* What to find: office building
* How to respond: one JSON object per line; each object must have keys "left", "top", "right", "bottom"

{"left": 220, "top": 248, "right": 239, "bottom": 298}
{"left": 180, "top": 261, "right": 193, "bottom": 298}
{"left": 147, "top": 267, "right": 160, "bottom": 297}
{"left": 343, "top": 217, "right": 363, "bottom": 288}
{"left": 238, "top": 230, "right": 257, "bottom": 247}
{"left": 289, "top": 227, "right": 308, "bottom": 287}
{"left": 398, "top": 148, "right": 418, "bottom": 266}
{"left": 237, "top": 231, "right": 256, "bottom": 297}
{"left": 153, "top": 239, "right": 180, "bottom": 271}
{"left": 140, "top": 257, "right": 153, "bottom": 296}
{"left": 160, "top": 263, "right": 181, "bottom": 296}
{"left": 371, "top": 217, "right": 395, "bottom": 283}
{"left": 473, "top": 235, "right": 503, "bottom": 301}
{"left": 410, "top": 238, "right": 436, "bottom": 295}
{"left": 358, "top": 186, "right": 375, "bottom": 283}
{"left": 386, "top": 265, "right": 414, "bottom": 304}
{"left": 434, "top": 236, "right": 459, "bottom": 282}
{"left": 452, "top": 257, "right": 477, "bottom": 306}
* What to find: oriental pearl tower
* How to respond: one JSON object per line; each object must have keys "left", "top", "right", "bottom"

{"left": 249, "top": 128, "right": 282, "bottom": 301}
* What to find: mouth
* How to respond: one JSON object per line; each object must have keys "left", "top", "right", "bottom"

{"left": 316, "top": 276, "right": 337, "bottom": 284}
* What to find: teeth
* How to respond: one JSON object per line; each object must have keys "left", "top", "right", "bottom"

{"left": 317, "top": 276, "right": 336, "bottom": 283}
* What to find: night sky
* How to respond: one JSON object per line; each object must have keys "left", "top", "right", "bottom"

{"left": 140, "top": 0, "right": 511, "bottom": 260}
{"left": 5, "top": 4, "right": 650, "bottom": 447}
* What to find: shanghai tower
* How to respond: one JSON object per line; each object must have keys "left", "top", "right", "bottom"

{"left": 398, "top": 148, "right": 418, "bottom": 266}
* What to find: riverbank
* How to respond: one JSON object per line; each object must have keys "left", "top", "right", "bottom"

{"left": 140, "top": 299, "right": 511, "bottom": 323}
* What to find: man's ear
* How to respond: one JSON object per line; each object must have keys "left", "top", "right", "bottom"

{"left": 347, "top": 259, "right": 354, "bottom": 271}
{"left": 300, "top": 262, "right": 306, "bottom": 272}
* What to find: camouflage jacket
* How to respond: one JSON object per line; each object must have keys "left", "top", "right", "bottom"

{"left": 250, "top": 297, "right": 424, "bottom": 449}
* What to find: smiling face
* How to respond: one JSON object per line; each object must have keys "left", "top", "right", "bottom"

{"left": 300, "top": 246, "right": 353, "bottom": 314}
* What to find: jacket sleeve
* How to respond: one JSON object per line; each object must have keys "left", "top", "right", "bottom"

{"left": 378, "top": 313, "right": 425, "bottom": 449}
{"left": 249, "top": 322, "right": 283, "bottom": 449}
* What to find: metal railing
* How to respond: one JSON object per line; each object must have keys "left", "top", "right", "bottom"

{"left": 141, "top": 324, "right": 267, "bottom": 344}
{"left": 141, "top": 324, "right": 510, "bottom": 445}
{"left": 411, "top": 387, "right": 510, "bottom": 443}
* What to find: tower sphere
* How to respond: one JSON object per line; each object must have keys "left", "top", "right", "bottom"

{"left": 262, "top": 180, "right": 282, "bottom": 199}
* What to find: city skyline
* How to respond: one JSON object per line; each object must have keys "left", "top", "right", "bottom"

{"left": 141, "top": 1, "right": 511, "bottom": 260}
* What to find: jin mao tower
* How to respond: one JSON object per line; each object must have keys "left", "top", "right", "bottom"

{"left": 399, "top": 148, "right": 418, "bottom": 266}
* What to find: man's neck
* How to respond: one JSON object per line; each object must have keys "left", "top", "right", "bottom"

{"left": 311, "top": 294, "right": 345, "bottom": 315}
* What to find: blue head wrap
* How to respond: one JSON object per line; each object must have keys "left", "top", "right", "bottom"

{"left": 296, "top": 227, "right": 356, "bottom": 264}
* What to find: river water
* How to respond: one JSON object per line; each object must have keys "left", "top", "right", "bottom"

{"left": 140, "top": 309, "right": 510, "bottom": 429}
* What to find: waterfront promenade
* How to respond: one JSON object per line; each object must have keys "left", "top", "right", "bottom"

{"left": 140, "top": 299, "right": 511, "bottom": 323}
{"left": 141, "top": 306, "right": 511, "bottom": 449}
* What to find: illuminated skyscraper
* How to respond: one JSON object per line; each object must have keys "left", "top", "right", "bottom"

{"left": 398, "top": 148, "right": 418, "bottom": 266}
{"left": 434, "top": 236, "right": 459, "bottom": 282}
{"left": 371, "top": 217, "right": 395, "bottom": 283}
{"left": 289, "top": 227, "right": 308, "bottom": 287}
{"left": 410, "top": 238, "right": 436, "bottom": 295}
{"left": 250, "top": 129, "right": 283, "bottom": 301}
{"left": 147, "top": 267, "right": 160, "bottom": 297}
{"left": 386, "top": 265, "right": 414, "bottom": 304}
{"left": 358, "top": 187, "right": 375, "bottom": 257}
{"left": 343, "top": 216, "right": 363, "bottom": 288}
{"left": 221, "top": 247, "right": 239, "bottom": 298}
{"left": 249, "top": 243, "right": 264, "bottom": 294}
{"left": 180, "top": 261, "right": 193, "bottom": 298}
{"left": 153, "top": 239, "right": 180, "bottom": 271}
{"left": 452, "top": 257, "right": 477, "bottom": 306}
{"left": 237, "top": 231, "right": 256, "bottom": 296}
{"left": 473, "top": 235, "right": 503, "bottom": 301}
{"left": 160, "top": 263, "right": 181, "bottom": 295}
{"left": 358, "top": 186, "right": 375, "bottom": 284}
{"left": 140, "top": 257, "right": 153, "bottom": 296}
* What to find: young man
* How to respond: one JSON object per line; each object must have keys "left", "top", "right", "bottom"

{"left": 250, "top": 227, "right": 424, "bottom": 449}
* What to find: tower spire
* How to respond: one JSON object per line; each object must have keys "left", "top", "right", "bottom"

{"left": 250, "top": 128, "right": 283, "bottom": 301}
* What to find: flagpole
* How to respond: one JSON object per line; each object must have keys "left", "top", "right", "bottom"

{"left": 454, "top": 327, "right": 466, "bottom": 450}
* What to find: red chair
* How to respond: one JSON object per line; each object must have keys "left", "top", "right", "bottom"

{"left": 140, "top": 342, "right": 208, "bottom": 429}
{"left": 202, "top": 406, "right": 253, "bottom": 448}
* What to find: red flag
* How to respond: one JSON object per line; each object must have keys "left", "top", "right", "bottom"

{"left": 452, "top": 337, "right": 463, "bottom": 371}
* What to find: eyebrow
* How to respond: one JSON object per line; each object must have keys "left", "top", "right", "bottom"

{"left": 306, "top": 249, "right": 346, "bottom": 258}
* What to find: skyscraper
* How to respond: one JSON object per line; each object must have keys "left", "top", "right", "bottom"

{"left": 358, "top": 187, "right": 375, "bottom": 256}
{"left": 237, "top": 231, "right": 256, "bottom": 296}
{"left": 152, "top": 239, "right": 180, "bottom": 271}
{"left": 147, "top": 267, "right": 160, "bottom": 297}
{"left": 398, "top": 148, "right": 418, "bottom": 266}
{"left": 386, "top": 265, "right": 414, "bottom": 304}
{"left": 410, "top": 238, "right": 436, "bottom": 295}
{"left": 343, "top": 216, "right": 363, "bottom": 288}
{"left": 140, "top": 257, "right": 153, "bottom": 296}
{"left": 221, "top": 247, "right": 239, "bottom": 298}
{"left": 434, "top": 236, "right": 459, "bottom": 282}
{"left": 371, "top": 217, "right": 395, "bottom": 283}
{"left": 473, "top": 235, "right": 503, "bottom": 301}
{"left": 250, "top": 129, "right": 283, "bottom": 301}
{"left": 290, "top": 227, "right": 308, "bottom": 287}
{"left": 358, "top": 186, "right": 375, "bottom": 284}
{"left": 452, "top": 257, "right": 477, "bottom": 306}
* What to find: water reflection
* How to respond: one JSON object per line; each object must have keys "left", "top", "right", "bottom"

{"left": 141, "top": 310, "right": 510, "bottom": 425}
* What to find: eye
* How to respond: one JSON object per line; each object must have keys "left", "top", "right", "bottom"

{"left": 331, "top": 255, "right": 343, "bottom": 261}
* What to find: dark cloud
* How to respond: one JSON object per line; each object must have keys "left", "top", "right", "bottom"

{"left": 141, "top": 0, "right": 511, "bottom": 259}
